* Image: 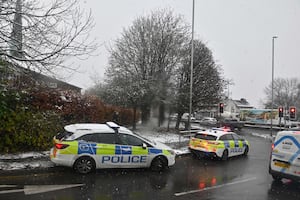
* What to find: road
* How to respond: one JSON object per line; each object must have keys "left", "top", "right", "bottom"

{"left": 0, "top": 128, "right": 300, "bottom": 200}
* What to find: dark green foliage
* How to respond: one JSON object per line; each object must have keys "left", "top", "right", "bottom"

{"left": 0, "top": 108, "right": 63, "bottom": 153}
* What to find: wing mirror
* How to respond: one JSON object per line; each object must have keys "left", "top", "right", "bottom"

{"left": 142, "top": 143, "right": 147, "bottom": 149}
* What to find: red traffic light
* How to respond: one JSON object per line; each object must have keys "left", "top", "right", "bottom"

{"left": 278, "top": 107, "right": 284, "bottom": 117}
{"left": 290, "top": 107, "right": 296, "bottom": 119}
{"left": 219, "top": 103, "right": 224, "bottom": 113}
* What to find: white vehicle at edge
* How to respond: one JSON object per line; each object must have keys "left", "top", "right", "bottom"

{"left": 50, "top": 122, "right": 176, "bottom": 174}
{"left": 269, "top": 130, "right": 300, "bottom": 181}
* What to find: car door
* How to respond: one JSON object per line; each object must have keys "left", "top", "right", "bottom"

{"left": 93, "top": 133, "right": 120, "bottom": 168}
{"left": 117, "top": 133, "right": 149, "bottom": 168}
{"left": 220, "top": 134, "right": 234, "bottom": 157}
{"left": 231, "top": 133, "right": 244, "bottom": 156}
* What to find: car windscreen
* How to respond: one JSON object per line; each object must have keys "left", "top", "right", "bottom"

{"left": 134, "top": 132, "right": 156, "bottom": 145}
{"left": 195, "top": 133, "right": 217, "bottom": 141}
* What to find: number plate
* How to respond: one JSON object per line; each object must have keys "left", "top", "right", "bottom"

{"left": 274, "top": 161, "right": 290, "bottom": 168}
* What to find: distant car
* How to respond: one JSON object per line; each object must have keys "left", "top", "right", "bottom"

{"left": 199, "top": 117, "right": 217, "bottom": 126}
{"left": 50, "top": 122, "right": 176, "bottom": 174}
{"left": 189, "top": 128, "right": 249, "bottom": 160}
{"left": 219, "top": 118, "right": 244, "bottom": 130}
{"left": 182, "top": 113, "right": 196, "bottom": 122}
{"left": 170, "top": 113, "right": 178, "bottom": 121}
{"left": 269, "top": 130, "right": 300, "bottom": 181}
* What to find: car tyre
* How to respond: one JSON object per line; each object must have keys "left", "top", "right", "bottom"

{"left": 74, "top": 156, "right": 96, "bottom": 174}
{"left": 271, "top": 174, "right": 282, "bottom": 182}
{"left": 151, "top": 156, "right": 167, "bottom": 172}
{"left": 243, "top": 146, "right": 249, "bottom": 156}
{"left": 221, "top": 149, "right": 228, "bottom": 161}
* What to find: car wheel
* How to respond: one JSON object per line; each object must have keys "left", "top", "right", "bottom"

{"left": 74, "top": 156, "right": 96, "bottom": 174}
{"left": 151, "top": 156, "right": 168, "bottom": 172}
{"left": 243, "top": 146, "right": 249, "bottom": 156}
{"left": 221, "top": 149, "right": 229, "bottom": 161}
{"left": 271, "top": 174, "right": 282, "bottom": 182}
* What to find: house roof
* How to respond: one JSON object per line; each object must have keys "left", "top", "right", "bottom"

{"left": 232, "top": 98, "right": 254, "bottom": 109}
{"left": 1, "top": 61, "right": 81, "bottom": 92}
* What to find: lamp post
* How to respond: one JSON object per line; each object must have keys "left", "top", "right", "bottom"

{"left": 188, "top": 0, "right": 195, "bottom": 130}
{"left": 270, "top": 36, "right": 277, "bottom": 137}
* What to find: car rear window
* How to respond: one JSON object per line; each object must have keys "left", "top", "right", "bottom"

{"left": 56, "top": 131, "right": 74, "bottom": 140}
{"left": 195, "top": 133, "right": 217, "bottom": 141}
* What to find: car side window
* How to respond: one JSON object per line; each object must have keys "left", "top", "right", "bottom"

{"left": 118, "top": 134, "right": 145, "bottom": 146}
{"left": 77, "top": 133, "right": 117, "bottom": 144}
{"left": 77, "top": 134, "right": 95, "bottom": 142}
{"left": 226, "top": 134, "right": 234, "bottom": 140}
{"left": 94, "top": 133, "right": 117, "bottom": 144}
{"left": 220, "top": 134, "right": 234, "bottom": 141}
{"left": 232, "top": 134, "right": 241, "bottom": 140}
{"left": 219, "top": 135, "right": 227, "bottom": 141}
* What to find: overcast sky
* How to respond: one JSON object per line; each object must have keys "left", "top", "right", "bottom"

{"left": 67, "top": 0, "right": 300, "bottom": 108}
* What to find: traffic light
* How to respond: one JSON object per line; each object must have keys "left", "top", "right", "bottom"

{"left": 219, "top": 103, "right": 224, "bottom": 113}
{"left": 278, "top": 107, "right": 283, "bottom": 118}
{"left": 289, "top": 107, "right": 296, "bottom": 119}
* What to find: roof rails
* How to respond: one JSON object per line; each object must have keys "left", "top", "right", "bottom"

{"left": 106, "top": 122, "right": 120, "bottom": 133}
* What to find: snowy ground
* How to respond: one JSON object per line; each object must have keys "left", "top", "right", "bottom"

{"left": 0, "top": 122, "right": 270, "bottom": 171}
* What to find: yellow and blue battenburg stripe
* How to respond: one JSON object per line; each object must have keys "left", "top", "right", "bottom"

{"left": 77, "top": 142, "right": 164, "bottom": 155}
{"left": 78, "top": 142, "right": 97, "bottom": 154}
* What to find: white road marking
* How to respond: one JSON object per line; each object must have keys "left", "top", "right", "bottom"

{"left": 0, "top": 185, "right": 17, "bottom": 188}
{"left": 0, "top": 189, "right": 24, "bottom": 194}
{"left": 0, "top": 184, "right": 84, "bottom": 195}
{"left": 174, "top": 177, "right": 257, "bottom": 197}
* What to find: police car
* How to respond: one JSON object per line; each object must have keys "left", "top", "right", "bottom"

{"left": 269, "top": 130, "right": 300, "bottom": 181}
{"left": 188, "top": 128, "right": 249, "bottom": 160}
{"left": 50, "top": 122, "right": 176, "bottom": 174}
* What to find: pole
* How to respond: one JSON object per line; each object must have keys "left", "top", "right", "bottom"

{"left": 270, "top": 36, "right": 277, "bottom": 137}
{"left": 188, "top": 0, "right": 195, "bottom": 131}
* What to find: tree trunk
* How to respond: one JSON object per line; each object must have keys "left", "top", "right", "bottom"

{"left": 141, "top": 105, "right": 151, "bottom": 124}
{"left": 132, "top": 106, "right": 137, "bottom": 130}
{"left": 175, "top": 113, "right": 183, "bottom": 130}
{"left": 158, "top": 102, "right": 165, "bottom": 127}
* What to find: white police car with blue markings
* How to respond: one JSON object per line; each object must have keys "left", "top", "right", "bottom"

{"left": 269, "top": 130, "right": 300, "bottom": 181}
{"left": 50, "top": 122, "right": 176, "bottom": 174}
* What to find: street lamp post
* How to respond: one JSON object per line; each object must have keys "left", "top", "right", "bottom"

{"left": 188, "top": 0, "right": 195, "bottom": 131}
{"left": 270, "top": 36, "right": 277, "bottom": 137}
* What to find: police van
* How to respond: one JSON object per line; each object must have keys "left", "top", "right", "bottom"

{"left": 269, "top": 130, "right": 300, "bottom": 181}
{"left": 50, "top": 122, "right": 176, "bottom": 174}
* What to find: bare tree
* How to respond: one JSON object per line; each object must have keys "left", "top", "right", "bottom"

{"left": 0, "top": 0, "right": 98, "bottom": 74}
{"left": 264, "top": 77, "right": 300, "bottom": 110}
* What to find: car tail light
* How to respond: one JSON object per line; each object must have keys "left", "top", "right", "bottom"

{"left": 55, "top": 143, "right": 69, "bottom": 149}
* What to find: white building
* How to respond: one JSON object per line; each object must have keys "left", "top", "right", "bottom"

{"left": 223, "top": 98, "right": 255, "bottom": 118}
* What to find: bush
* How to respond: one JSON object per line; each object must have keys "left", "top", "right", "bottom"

{"left": 0, "top": 109, "right": 63, "bottom": 153}
{"left": 0, "top": 88, "right": 138, "bottom": 153}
